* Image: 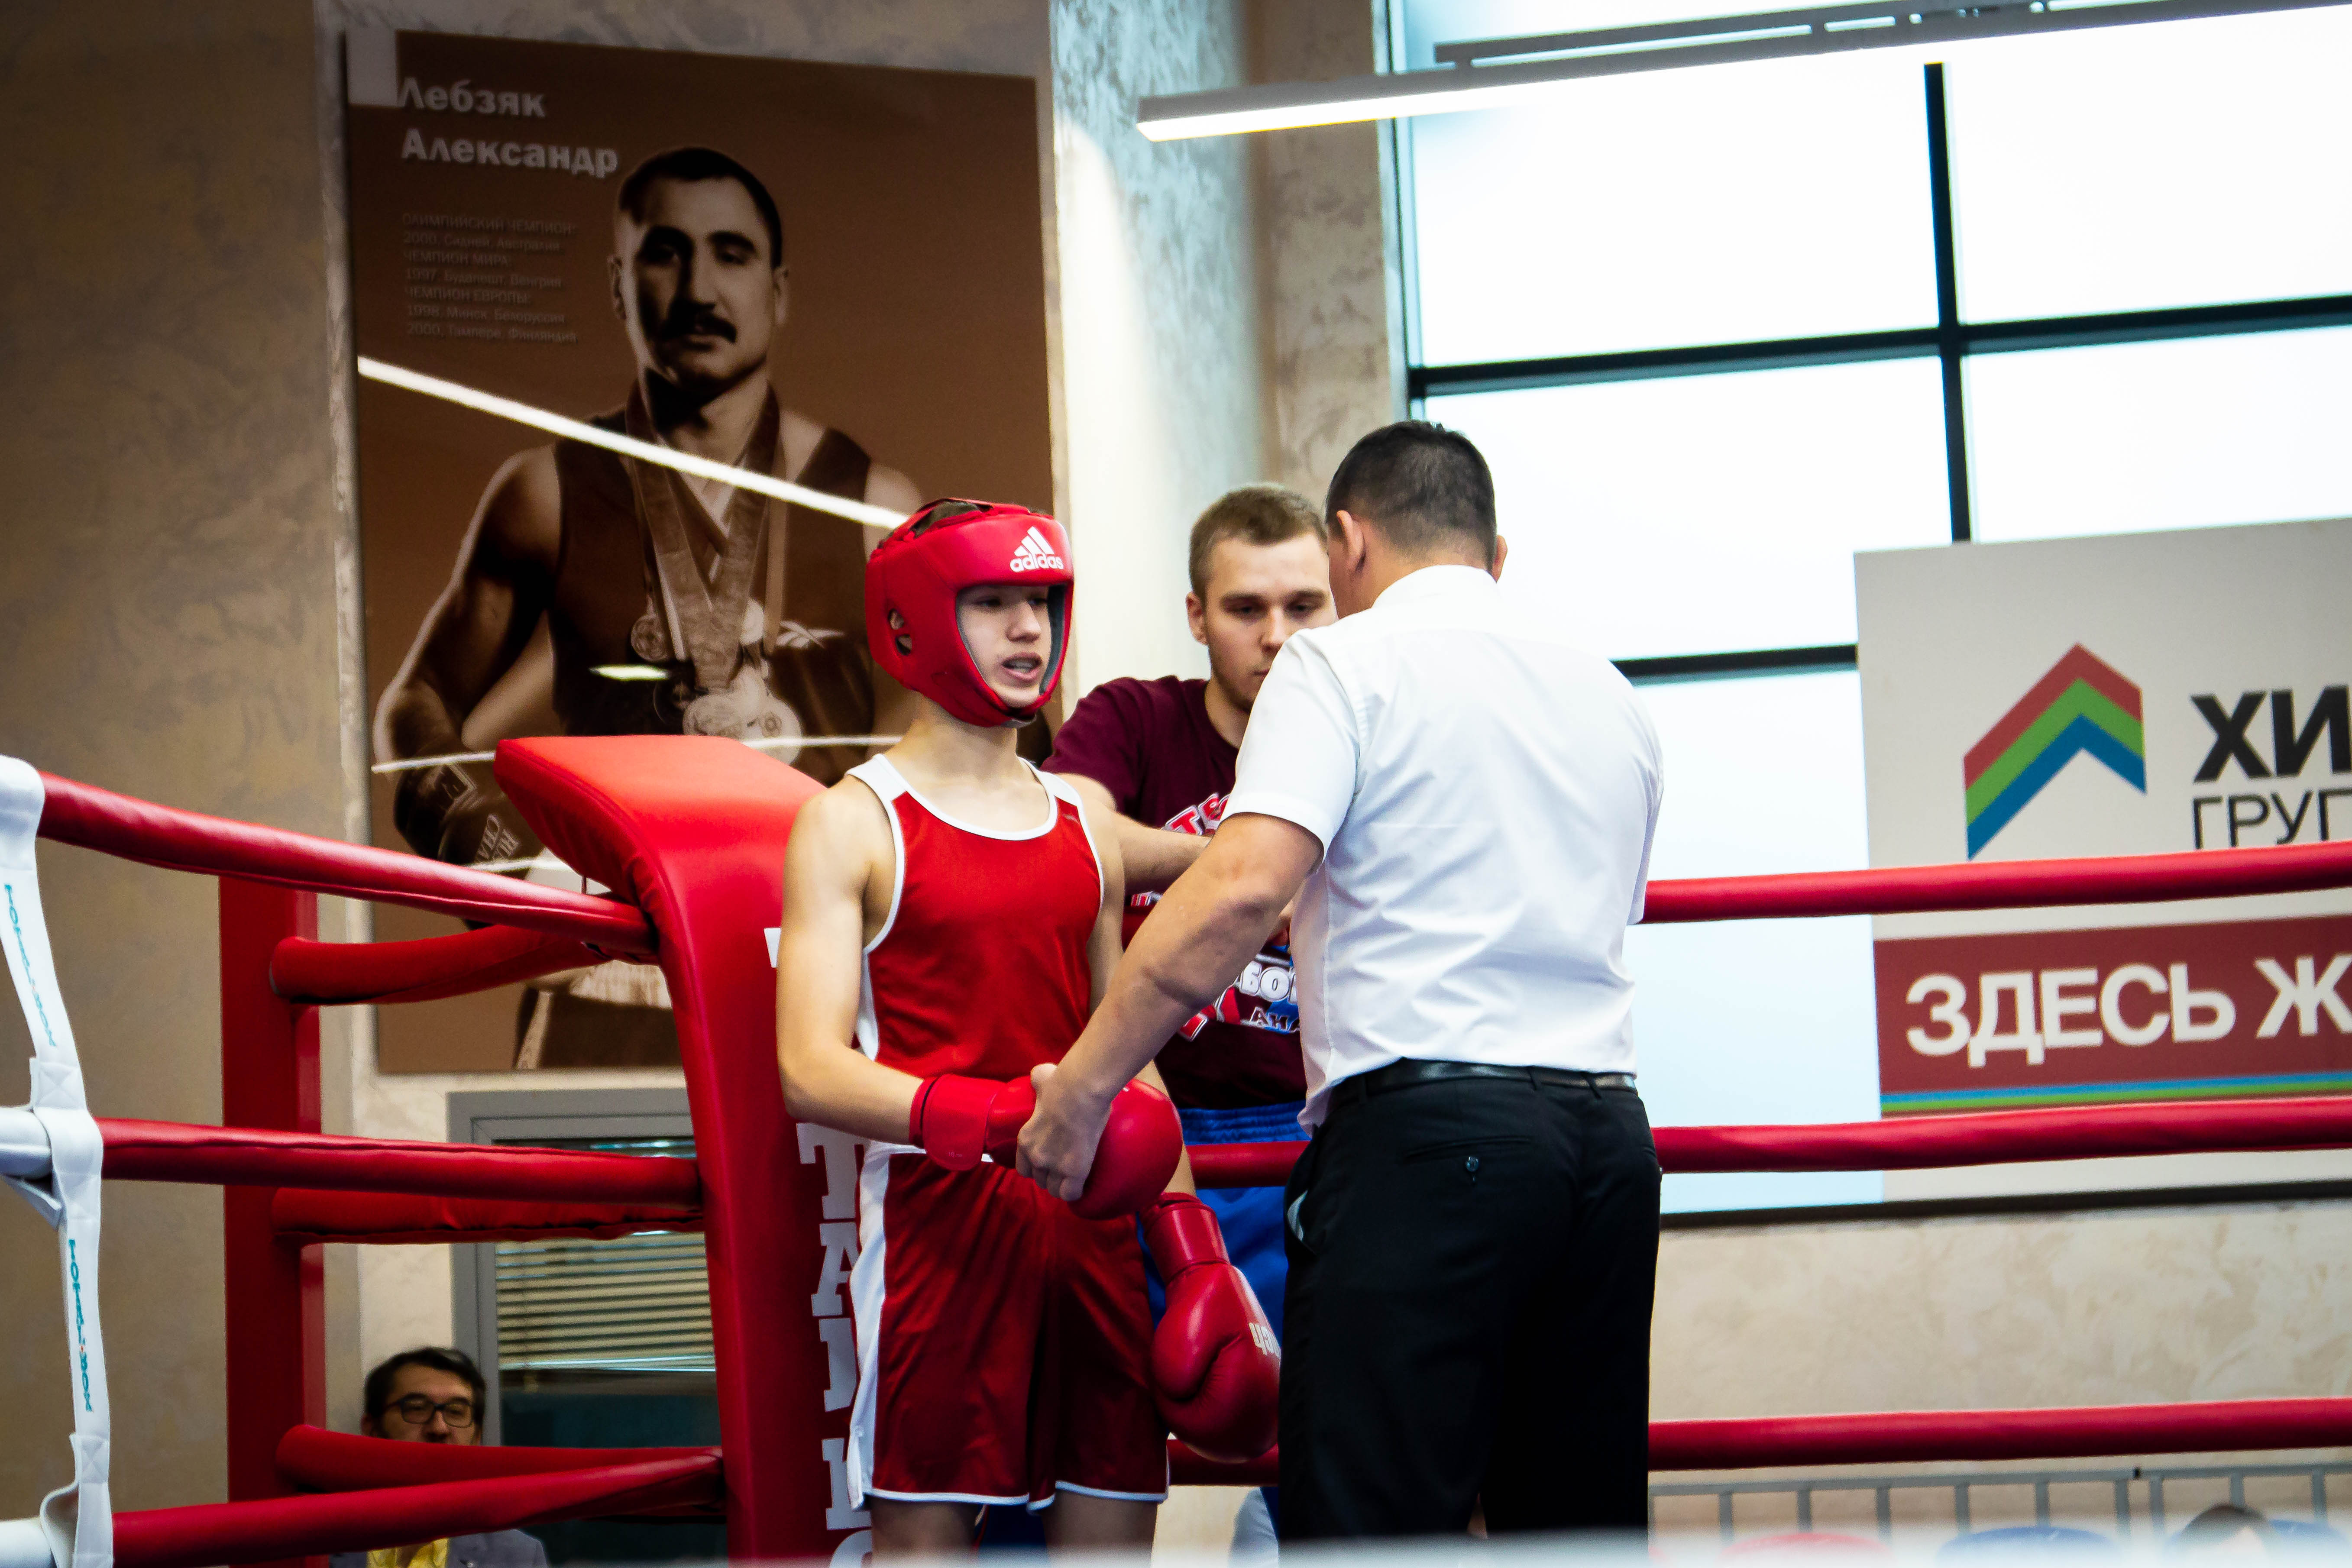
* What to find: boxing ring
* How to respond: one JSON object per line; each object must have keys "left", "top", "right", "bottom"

{"left": 4, "top": 734, "right": 2351, "bottom": 1568}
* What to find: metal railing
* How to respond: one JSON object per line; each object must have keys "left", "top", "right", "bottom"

{"left": 1652, "top": 1460, "right": 2351, "bottom": 1542}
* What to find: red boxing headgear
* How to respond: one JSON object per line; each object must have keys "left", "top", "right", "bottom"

{"left": 865, "top": 499, "right": 1074, "bottom": 729}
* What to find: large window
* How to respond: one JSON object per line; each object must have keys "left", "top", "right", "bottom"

{"left": 1396, "top": 2, "right": 2352, "bottom": 1212}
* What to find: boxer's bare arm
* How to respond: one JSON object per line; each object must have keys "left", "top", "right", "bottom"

{"left": 776, "top": 777, "right": 923, "bottom": 1141}
{"left": 372, "top": 448, "right": 563, "bottom": 761}
{"left": 1060, "top": 772, "right": 1209, "bottom": 893}
{"left": 1078, "top": 789, "right": 1129, "bottom": 1012}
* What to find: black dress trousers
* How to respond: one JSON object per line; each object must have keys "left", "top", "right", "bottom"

{"left": 1278, "top": 1069, "right": 1662, "bottom": 1540}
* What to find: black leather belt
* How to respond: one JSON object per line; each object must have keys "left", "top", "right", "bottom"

{"left": 1330, "top": 1058, "right": 1636, "bottom": 1108}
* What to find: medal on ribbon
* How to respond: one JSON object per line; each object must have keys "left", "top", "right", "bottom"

{"left": 620, "top": 386, "right": 780, "bottom": 698}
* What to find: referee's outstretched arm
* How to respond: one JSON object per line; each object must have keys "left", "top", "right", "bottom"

{"left": 1018, "top": 811, "right": 1317, "bottom": 1201}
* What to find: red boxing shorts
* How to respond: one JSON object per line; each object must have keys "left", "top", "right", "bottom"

{"left": 848, "top": 1151, "right": 1168, "bottom": 1510}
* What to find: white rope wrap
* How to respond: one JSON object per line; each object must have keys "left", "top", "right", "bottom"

{"left": 1, "top": 760, "right": 112, "bottom": 1568}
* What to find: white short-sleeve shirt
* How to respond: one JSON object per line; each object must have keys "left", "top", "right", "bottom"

{"left": 1223, "top": 564, "right": 1664, "bottom": 1128}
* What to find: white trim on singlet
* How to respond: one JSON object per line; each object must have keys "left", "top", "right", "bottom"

{"left": 845, "top": 759, "right": 911, "bottom": 959}
{"left": 1037, "top": 768, "right": 1106, "bottom": 911}
{"left": 844, "top": 760, "right": 908, "bottom": 1062}
{"left": 844, "top": 757, "right": 1103, "bottom": 1060}
{"left": 845, "top": 759, "right": 906, "bottom": 1065}
{"left": 851, "top": 752, "right": 1062, "bottom": 842}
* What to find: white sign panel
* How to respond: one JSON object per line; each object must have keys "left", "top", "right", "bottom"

{"left": 1856, "top": 518, "right": 2352, "bottom": 1199}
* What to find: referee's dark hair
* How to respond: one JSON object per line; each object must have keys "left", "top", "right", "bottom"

{"left": 1324, "top": 421, "right": 1498, "bottom": 565}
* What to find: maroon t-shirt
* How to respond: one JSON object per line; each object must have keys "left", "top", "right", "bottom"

{"left": 1046, "top": 676, "right": 1307, "bottom": 1109}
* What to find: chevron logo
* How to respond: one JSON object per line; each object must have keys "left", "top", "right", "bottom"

{"left": 1008, "top": 526, "right": 1065, "bottom": 573}
{"left": 1964, "top": 644, "right": 2146, "bottom": 858}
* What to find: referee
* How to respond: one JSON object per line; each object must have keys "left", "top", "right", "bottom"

{"left": 1020, "top": 420, "right": 1666, "bottom": 1539}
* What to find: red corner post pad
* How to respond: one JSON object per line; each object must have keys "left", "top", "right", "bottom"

{"left": 489, "top": 737, "right": 836, "bottom": 1562}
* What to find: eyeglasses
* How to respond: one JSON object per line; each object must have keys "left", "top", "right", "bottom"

{"left": 386, "top": 1396, "right": 477, "bottom": 1429}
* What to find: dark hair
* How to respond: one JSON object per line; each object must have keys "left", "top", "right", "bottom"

{"left": 1323, "top": 420, "right": 1497, "bottom": 563}
{"left": 907, "top": 498, "right": 990, "bottom": 537}
{"left": 363, "top": 1346, "right": 486, "bottom": 1422}
{"left": 1187, "top": 485, "right": 1327, "bottom": 596}
{"left": 617, "top": 146, "right": 785, "bottom": 266}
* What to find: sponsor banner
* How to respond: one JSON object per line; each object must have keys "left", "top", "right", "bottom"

{"left": 1876, "top": 912, "right": 2352, "bottom": 1113}
{"left": 1857, "top": 518, "right": 2352, "bottom": 1194}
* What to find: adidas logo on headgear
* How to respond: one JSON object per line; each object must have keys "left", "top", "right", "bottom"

{"left": 1008, "top": 525, "right": 1066, "bottom": 573}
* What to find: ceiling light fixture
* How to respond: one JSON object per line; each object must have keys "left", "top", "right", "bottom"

{"left": 1135, "top": 0, "right": 2344, "bottom": 139}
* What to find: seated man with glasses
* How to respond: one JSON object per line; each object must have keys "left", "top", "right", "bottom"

{"left": 333, "top": 1348, "right": 548, "bottom": 1568}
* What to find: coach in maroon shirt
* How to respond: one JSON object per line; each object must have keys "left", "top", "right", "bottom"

{"left": 1047, "top": 485, "right": 1335, "bottom": 1112}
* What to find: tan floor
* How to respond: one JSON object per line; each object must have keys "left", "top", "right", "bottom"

{"left": 1153, "top": 1485, "right": 1250, "bottom": 1556}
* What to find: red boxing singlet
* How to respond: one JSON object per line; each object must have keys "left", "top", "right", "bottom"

{"left": 841, "top": 755, "right": 1165, "bottom": 1510}
{"left": 850, "top": 755, "right": 1102, "bottom": 1081}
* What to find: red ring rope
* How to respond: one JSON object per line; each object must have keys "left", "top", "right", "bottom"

{"left": 271, "top": 1188, "right": 700, "bottom": 1246}
{"left": 1646, "top": 1397, "right": 2352, "bottom": 1471}
{"left": 34, "top": 771, "right": 654, "bottom": 952}
{"left": 260, "top": 1094, "right": 2352, "bottom": 1238}
{"left": 272, "top": 1092, "right": 2352, "bottom": 1241}
{"left": 96, "top": 1119, "right": 701, "bottom": 1203}
{"left": 33, "top": 774, "right": 2352, "bottom": 971}
{"left": 1641, "top": 837, "right": 2352, "bottom": 921}
{"left": 1170, "top": 1396, "right": 2352, "bottom": 1488}
{"left": 1186, "top": 1094, "right": 2352, "bottom": 1189}
{"left": 1657, "top": 1095, "right": 2352, "bottom": 1171}
{"left": 274, "top": 1426, "right": 716, "bottom": 1506}
{"left": 271, "top": 927, "right": 603, "bottom": 1006}
{"left": 112, "top": 1455, "right": 720, "bottom": 1568}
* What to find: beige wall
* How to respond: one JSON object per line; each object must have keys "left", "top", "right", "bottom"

{"left": 1249, "top": 0, "right": 1408, "bottom": 503}
{"left": 1656, "top": 1194, "right": 2352, "bottom": 1416}
{"left": 1650, "top": 1193, "right": 2352, "bottom": 1533}
{"left": 0, "top": 0, "right": 352, "bottom": 1512}
{"left": 1051, "top": 0, "right": 1263, "bottom": 694}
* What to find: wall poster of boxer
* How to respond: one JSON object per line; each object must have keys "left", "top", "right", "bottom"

{"left": 347, "top": 29, "right": 1053, "bottom": 1072}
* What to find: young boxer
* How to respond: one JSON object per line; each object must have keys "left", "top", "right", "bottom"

{"left": 774, "top": 500, "right": 1278, "bottom": 1557}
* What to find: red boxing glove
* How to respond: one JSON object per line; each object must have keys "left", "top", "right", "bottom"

{"left": 908, "top": 1075, "right": 1181, "bottom": 1221}
{"left": 1077, "top": 1079, "right": 1184, "bottom": 1219}
{"left": 1143, "top": 1193, "right": 1280, "bottom": 1462}
{"left": 908, "top": 1073, "right": 1032, "bottom": 1171}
